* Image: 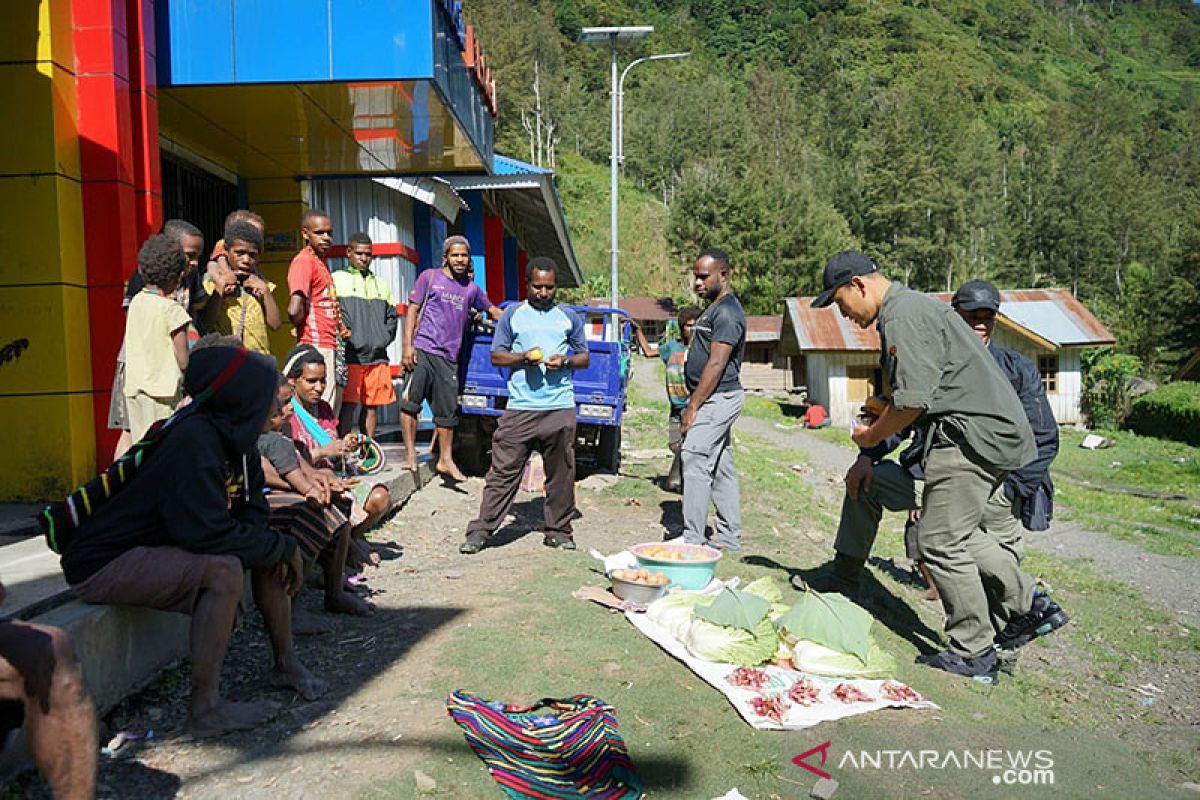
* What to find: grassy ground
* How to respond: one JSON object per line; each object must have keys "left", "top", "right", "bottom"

{"left": 740, "top": 395, "right": 1200, "bottom": 560}
{"left": 1051, "top": 429, "right": 1200, "bottom": 560}
{"left": 360, "top": 380, "right": 1199, "bottom": 799}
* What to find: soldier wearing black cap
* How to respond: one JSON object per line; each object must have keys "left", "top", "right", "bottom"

{"left": 804, "top": 252, "right": 1067, "bottom": 683}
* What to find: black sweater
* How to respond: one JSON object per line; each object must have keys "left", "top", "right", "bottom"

{"left": 61, "top": 414, "right": 295, "bottom": 585}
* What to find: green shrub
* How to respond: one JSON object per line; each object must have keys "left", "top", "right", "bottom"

{"left": 1081, "top": 350, "right": 1143, "bottom": 430}
{"left": 1126, "top": 382, "right": 1200, "bottom": 446}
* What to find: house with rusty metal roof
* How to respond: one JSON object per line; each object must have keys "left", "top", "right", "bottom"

{"left": 781, "top": 288, "right": 1116, "bottom": 427}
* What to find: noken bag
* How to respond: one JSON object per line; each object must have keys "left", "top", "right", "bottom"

{"left": 446, "top": 691, "right": 643, "bottom": 799}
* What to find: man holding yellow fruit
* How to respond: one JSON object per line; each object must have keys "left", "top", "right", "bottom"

{"left": 461, "top": 258, "right": 590, "bottom": 554}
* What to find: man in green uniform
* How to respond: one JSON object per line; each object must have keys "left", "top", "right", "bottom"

{"left": 811, "top": 251, "right": 1068, "bottom": 682}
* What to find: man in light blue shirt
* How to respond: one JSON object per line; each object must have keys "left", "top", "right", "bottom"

{"left": 461, "top": 258, "right": 589, "bottom": 554}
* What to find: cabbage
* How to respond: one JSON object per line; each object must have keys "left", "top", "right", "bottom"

{"left": 742, "top": 577, "right": 784, "bottom": 605}
{"left": 684, "top": 617, "right": 779, "bottom": 666}
{"left": 790, "top": 639, "right": 896, "bottom": 679}
{"left": 776, "top": 590, "right": 875, "bottom": 662}
{"left": 768, "top": 603, "right": 791, "bottom": 622}
{"left": 646, "top": 591, "right": 715, "bottom": 641}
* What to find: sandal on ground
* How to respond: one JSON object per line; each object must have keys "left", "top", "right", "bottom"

{"left": 542, "top": 533, "right": 576, "bottom": 550}
{"left": 460, "top": 532, "right": 488, "bottom": 555}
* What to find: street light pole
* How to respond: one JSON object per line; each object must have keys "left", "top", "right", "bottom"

{"left": 579, "top": 26, "right": 653, "bottom": 338}
{"left": 618, "top": 52, "right": 690, "bottom": 166}
{"left": 609, "top": 41, "right": 619, "bottom": 316}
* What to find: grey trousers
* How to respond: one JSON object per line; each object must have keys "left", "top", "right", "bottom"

{"left": 667, "top": 407, "right": 683, "bottom": 489}
{"left": 681, "top": 389, "right": 744, "bottom": 549}
{"left": 918, "top": 437, "right": 1035, "bottom": 658}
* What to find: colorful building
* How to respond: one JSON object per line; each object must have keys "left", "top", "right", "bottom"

{"left": 1, "top": 0, "right": 580, "bottom": 501}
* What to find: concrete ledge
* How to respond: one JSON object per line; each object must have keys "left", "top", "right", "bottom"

{"left": 17, "top": 445, "right": 434, "bottom": 717}
{"left": 36, "top": 601, "right": 190, "bottom": 716}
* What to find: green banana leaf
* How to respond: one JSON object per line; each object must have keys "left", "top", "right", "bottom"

{"left": 693, "top": 588, "right": 771, "bottom": 631}
{"left": 776, "top": 589, "right": 874, "bottom": 662}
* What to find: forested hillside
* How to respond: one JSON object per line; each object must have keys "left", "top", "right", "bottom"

{"left": 468, "top": 0, "right": 1200, "bottom": 373}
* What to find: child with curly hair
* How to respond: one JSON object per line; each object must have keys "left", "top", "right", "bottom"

{"left": 123, "top": 234, "right": 191, "bottom": 440}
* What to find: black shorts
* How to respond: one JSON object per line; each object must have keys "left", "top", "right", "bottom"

{"left": 400, "top": 350, "right": 460, "bottom": 427}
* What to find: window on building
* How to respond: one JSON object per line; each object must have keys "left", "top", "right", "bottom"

{"left": 1038, "top": 355, "right": 1059, "bottom": 393}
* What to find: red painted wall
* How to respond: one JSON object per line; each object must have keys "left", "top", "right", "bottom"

{"left": 74, "top": 0, "right": 161, "bottom": 465}
{"left": 483, "top": 214, "right": 505, "bottom": 305}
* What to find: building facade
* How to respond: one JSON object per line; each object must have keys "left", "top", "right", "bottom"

{"left": 0, "top": 0, "right": 579, "bottom": 500}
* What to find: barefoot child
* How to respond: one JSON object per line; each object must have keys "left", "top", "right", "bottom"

{"left": 123, "top": 234, "right": 192, "bottom": 441}
{"left": 284, "top": 345, "right": 392, "bottom": 568}
{"left": 258, "top": 379, "right": 374, "bottom": 628}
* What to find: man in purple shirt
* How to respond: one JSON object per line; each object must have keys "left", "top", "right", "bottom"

{"left": 400, "top": 235, "right": 501, "bottom": 478}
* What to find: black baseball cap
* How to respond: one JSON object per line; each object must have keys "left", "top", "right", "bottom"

{"left": 951, "top": 280, "right": 1001, "bottom": 312}
{"left": 812, "top": 250, "right": 879, "bottom": 308}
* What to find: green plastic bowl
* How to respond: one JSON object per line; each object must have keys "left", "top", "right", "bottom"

{"left": 631, "top": 542, "right": 722, "bottom": 590}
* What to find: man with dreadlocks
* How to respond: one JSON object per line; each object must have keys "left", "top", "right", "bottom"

{"left": 399, "top": 235, "right": 501, "bottom": 479}
{"left": 56, "top": 340, "right": 326, "bottom": 737}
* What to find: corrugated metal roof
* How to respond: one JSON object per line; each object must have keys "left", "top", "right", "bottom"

{"left": 585, "top": 296, "right": 676, "bottom": 320}
{"left": 747, "top": 315, "right": 782, "bottom": 342}
{"left": 784, "top": 297, "right": 881, "bottom": 351}
{"left": 492, "top": 155, "right": 552, "bottom": 176}
{"left": 444, "top": 155, "right": 582, "bottom": 288}
{"left": 783, "top": 288, "right": 1115, "bottom": 352}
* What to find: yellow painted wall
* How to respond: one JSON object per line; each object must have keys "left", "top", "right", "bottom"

{"left": 0, "top": 0, "right": 94, "bottom": 500}
{"left": 245, "top": 177, "right": 309, "bottom": 363}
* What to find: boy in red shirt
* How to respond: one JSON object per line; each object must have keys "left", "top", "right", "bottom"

{"left": 287, "top": 209, "right": 345, "bottom": 411}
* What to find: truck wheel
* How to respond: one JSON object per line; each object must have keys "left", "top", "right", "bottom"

{"left": 599, "top": 426, "right": 621, "bottom": 474}
{"left": 454, "top": 416, "right": 491, "bottom": 476}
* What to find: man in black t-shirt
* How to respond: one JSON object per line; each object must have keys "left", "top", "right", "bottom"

{"left": 680, "top": 248, "right": 747, "bottom": 550}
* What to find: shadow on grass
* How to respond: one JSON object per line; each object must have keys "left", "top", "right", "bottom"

{"left": 86, "top": 605, "right": 468, "bottom": 799}
{"left": 740, "top": 555, "right": 942, "bottom": 654}
{"left": 9, "top": 758, "right": 184, "bottom": 799}
{"left": 478, "top": 498, "right": 557, "bottom": 550}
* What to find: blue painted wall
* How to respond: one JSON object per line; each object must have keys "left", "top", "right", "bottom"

{"left": 159, "top": 0, "right": 435, "bottom": 85}
{"left": 412, "top": 205, "right": 450, "bottom": 275}
{"left": 457, "top": 190, "right": 486, "bottom": 295}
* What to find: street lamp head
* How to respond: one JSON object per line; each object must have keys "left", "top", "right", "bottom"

{"left": 578, "top": 26, "right": 654, "bottom": 43}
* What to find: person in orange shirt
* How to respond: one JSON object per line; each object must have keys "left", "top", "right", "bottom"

{"left": 287, "top": 209, "right": 346, "bottom": 411}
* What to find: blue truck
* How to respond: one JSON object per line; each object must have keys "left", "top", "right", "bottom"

{"left": 452, "top": 305, "right": 632, "bottom": 476}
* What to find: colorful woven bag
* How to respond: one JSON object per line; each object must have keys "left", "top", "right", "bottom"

{"left": 446, "top": 691, "right": 643, "bottom": 799}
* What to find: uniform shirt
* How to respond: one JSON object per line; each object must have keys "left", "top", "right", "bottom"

{"left": 203, "top": 277, "right": 277, "bottom": 355}
{"left": 333, "top": 268, "right": 398, "bottom": 365}
{"left": 287, "top": 248, "right": 338, "bottom": 349}
{"left": 407, "top": 268, "right": 491, "bottom": 362}
{"left": 685, "top": 293, "right": 746, "bottom": 393}
{"left": 877, "top": 283, "right": 1036, "bottom": 472}
{"left": 492, "top": 302, "right": 588, "bottom": 412}
{"left": 658, "top": 340, "right": 689, "bottom": 410}
{"left": 124, "top": 291, "right": 192, "bottom": 399}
